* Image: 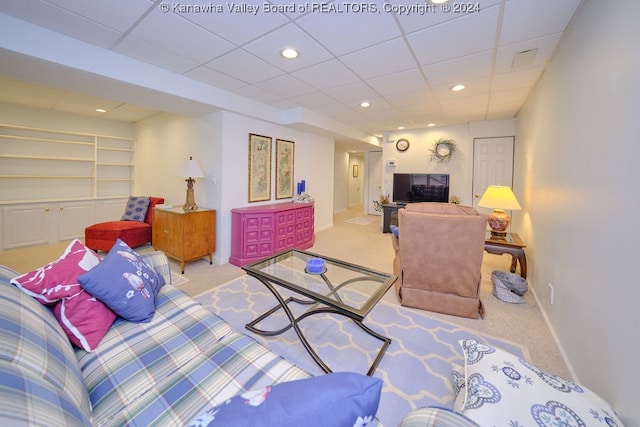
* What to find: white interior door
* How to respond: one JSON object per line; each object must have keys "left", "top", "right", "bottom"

{"left": 472, "top": 137, "right": 515, "bottom": 209}
{"left": 367, "top": 151, "right": 383, "bottom": 215}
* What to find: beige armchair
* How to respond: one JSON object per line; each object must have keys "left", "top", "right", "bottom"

{"left": 391, "top": 203, "right": 487, "bottom": 319}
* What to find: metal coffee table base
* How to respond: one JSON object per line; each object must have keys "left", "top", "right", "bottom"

{"left": 245, "top": 277, "right": 391, "bottom": 376}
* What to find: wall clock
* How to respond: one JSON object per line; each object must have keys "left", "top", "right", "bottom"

{"left": 396, "top": 138, "right": 410, "bottom": 152}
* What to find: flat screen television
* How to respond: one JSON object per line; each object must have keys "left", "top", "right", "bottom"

{"left": 392, "top": 173, "right": 450, "bottom": 204}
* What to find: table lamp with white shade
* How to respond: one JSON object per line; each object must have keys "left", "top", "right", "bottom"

{"left": 181, "top": 156, "right": 204, "bottom": 211}
{"left": 478, "top": 185, "right": 521, "bottom": 236}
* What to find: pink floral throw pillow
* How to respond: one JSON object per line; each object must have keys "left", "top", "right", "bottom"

{"left": 11, "top": 239, "right": 116, "bottom": 351}
{"left": 11, "top": 239, "right": 101, "bottom": 304}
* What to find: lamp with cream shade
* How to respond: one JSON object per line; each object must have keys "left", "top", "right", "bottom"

{"left": 181, "top": 156, "right": 204, "bottom": 211}
{"left": 478, "top": 185, "right": 521, "bottom": 236}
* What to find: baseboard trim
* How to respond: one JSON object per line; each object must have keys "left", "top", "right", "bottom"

{"left": 530, "top": 284, "right": 578, "bottom": 382}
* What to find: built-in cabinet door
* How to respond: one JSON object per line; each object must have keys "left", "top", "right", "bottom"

{"left": 2, "top": 204, "right": 51, "bottom": 249}
{"left": 58, "top": 202, "right": 96, "bottom": 241}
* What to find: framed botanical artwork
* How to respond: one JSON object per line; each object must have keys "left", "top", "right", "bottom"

{"left": 248, "top": 133, "right": 272, "bottom": 202}
{"left": 275, "top": 139, "right": 294, "bottom": 199}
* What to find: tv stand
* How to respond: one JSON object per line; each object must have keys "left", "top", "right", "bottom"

{"left": 382, "top": 203, "right": 405, "bottom": 233}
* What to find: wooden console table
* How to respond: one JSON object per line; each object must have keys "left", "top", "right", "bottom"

{"left": 484, "top": 232, "right": 527, "bottom": 279}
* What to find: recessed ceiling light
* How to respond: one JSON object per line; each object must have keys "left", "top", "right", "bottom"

{"left": 450, "top": 84, "right": 465, "bottom": 92}
{"left": 360, "top": 101, "right": 370, "bottom": 108}
{"left": 397, "top": 126, "right": 405, "bottom": 130}
{"left": 427, "top": 123, "right": 436, "bottom": 127}
{"left": 281, "top": 48, "right": 298, "bottom": 59}
{"left": 95, "top": 108, "right": 107, "bottom": 113}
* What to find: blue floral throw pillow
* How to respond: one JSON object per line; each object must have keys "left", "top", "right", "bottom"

{"left": 121, "top": 196, "right": 150, "bottom": 222}
{"left": 77, "top": 239, "right": 165, "bottom": 322}
{"left": 187, "top": 372, "right": 382, "bottom": 427}
{"left": 457, "top": 340, "right": 623, "bottom": 426}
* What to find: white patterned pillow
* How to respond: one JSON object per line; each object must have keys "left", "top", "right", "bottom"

{"left": 458, "top": 340, "right": 623, "bottom": 426}
{"left": 451, "top": 362, "right": 466, "bottom": 412}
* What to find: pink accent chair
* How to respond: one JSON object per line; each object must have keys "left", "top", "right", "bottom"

{"left": 85, "top": 197, "right": 164, "bottom": 252}
{"left": 391, "top": 203, "right": 488, "bottom": 319}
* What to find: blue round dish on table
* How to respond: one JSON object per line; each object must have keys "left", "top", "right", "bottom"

{"left": 305, "top": 258, "right": 326, "bottom": 275}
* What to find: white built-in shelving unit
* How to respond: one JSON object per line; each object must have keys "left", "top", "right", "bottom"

{"left": 0, "top": 124, "right": 135, "bottom": 202}
{"left": 0, "top": 124, "right": 136, "bottom": 250}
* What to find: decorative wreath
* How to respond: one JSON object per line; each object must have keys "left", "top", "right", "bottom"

{"left": 429, "top": 137, "right": 457, "bottom": 163}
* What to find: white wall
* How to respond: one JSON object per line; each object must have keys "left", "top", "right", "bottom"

{"left": 135, "top": 112, "right": 220, "bottom": 210}
{"left": 136, "top": 110, "right": 336, "bottom": 264}
{"left": 382, "top": 120, "right": 515, "bottom": 206}
{"left": 333, "top": 146, "right": 350, "bottom": 214}
{"left": 0, "top": 102, "right": 134, "bottom": 138}
{"left": 515, "top": 0, "right": 640, "bottom": 423}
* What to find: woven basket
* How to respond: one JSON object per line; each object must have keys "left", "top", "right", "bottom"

{"left": 491, "top": 270, "right": 526, "bottom": 304}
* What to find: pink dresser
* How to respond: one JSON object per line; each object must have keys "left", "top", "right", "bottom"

{"left": 230, "top": 202, "right": 314, "bottom": 266}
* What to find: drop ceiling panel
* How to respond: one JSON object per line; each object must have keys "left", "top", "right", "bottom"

{"left": 291, "top": 60, "right": 360, "bottom": 91}
{"left": 499, "top": 0, "right": 583, "bottom": 46}
{"left": 126, "top": 9, "right": 235, "bottom": 63}
{"left": 494, "top": 33, "right": 562, "bottom": 73}
{"left": 408, "top": 5, "right": 501, "bottom": 66}
{"left": 295, "top": 4, "right": 402, "bottom": 56}
{"left": 46, "top": 0, "right": 152, "bottom": 33}
{"left": 254, "top": 74, "right": 316, "bottom": 99}
{"left": 0, "top": 0, "right": 123, "bottom": 48}
{"left": 243, "top": 24, "right": 334, "bottom": 72}
{"left": 395, "top": 0, "right": 502, "bottom": 34}
{"left": 492, "top": 67, "right": 544, "bottom": 92}
{"left": 205, "top": 49, "right": 284, "bottom": 84}
{"left": 181, "top": 0, "right": 288, "bottom": 46}
{"left": 340, "top": 38, "right": 418, "bottom": 81}
{"left": 423, "top": 51, "right": 493, "bottom": 87}
{"left": 322, "top": 82, "right": 380, "bottom": 104}
{"left": 114, "top": 36, "right": 199, "bottom": 74}
{"left": 367, "top": 69, "right": 430, "bottom": 96}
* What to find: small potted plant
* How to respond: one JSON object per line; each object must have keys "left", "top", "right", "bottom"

{"left": 373, "top": 192, "right": 390, "bottom": 212}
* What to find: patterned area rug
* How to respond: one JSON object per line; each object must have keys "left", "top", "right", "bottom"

{"left": 344, "top": 216, "right": 378, "bottom": 225}
{"left": 195, "top": 276, "right": 529, "bottom": 427}
{"left": 170, "top": 271, "right": 189, "bottom": 286}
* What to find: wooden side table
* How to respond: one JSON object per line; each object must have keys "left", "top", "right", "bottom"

{"left": 484, "top": 232, "right": 527, "bottom": 279}
{"left": 382, "top": 203, "right": 405, "bottom": 233}
{"left": 152, "top": 207, "right": 216, "bottom": 273}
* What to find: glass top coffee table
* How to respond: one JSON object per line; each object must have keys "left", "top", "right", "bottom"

{"left": 242, "top": 249, "right": 397, "bottom": 376}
